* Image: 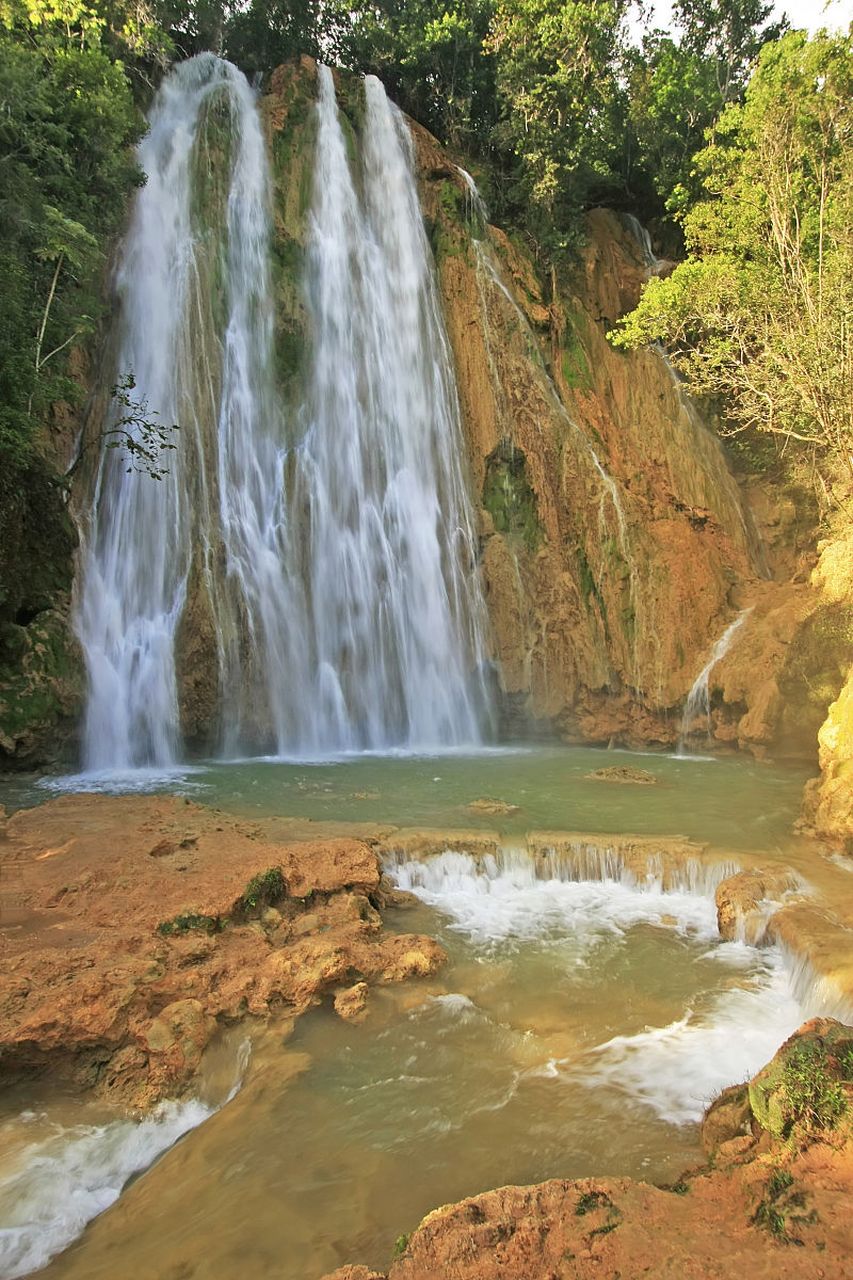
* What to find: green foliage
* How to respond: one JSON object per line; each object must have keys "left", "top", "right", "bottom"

{"left": 393, "top": 1234, "right": 409, "bottom": 1257}
{"left": 779, "top": 1040, "right": 847, "bottom": 1134}
{"left": 340, "top": 0, "right": 497, "bottom": 151}
{"left": 672, "top": 0, "right": 784, "bottom": 102}
{"left": 482, "top": 440, "right": 541, "bottom": 551}
{"left": 625, "top": 35, "right": 723, "bottom": 217}
{"left": 69, "top": 373, "right": 180, "bottom": 479}
{"left": 157, "top": 911, "right": 221, "bottom": 935}
{"left": 486, "top": 0, "right": 629, "bottom": 255}
{"left": 612, "top": 30, "right": 853, "bottom": 489}
{"left": 0, "top": 3, "right": 146, "bottom": 624}
{"left": 224, "top": 0, "right": 334, "bottom": 80}
{"left": 241, "top": 867, "right": 286, "bottom": 912}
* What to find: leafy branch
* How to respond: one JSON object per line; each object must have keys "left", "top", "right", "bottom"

{"left": 69, "top": 372, "right": 179, "bottom": 481}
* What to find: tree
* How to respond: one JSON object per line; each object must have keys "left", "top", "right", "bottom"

{"left": 335, "top": 0, "right": 497, "bottom": 150}
{"left": 626, "top": 34, "right": 726, "bottom": 217}
{"left": 612, "top": 31, "right": 853, "bottom": 487}
{"left": 486, "top": 0, "right": 630, "bottom": 253}
{"left": 0, "top": 21, "right": 143, "bottom": 465}
{"left": 672, "top": 0, "right": 785, "bottom": 102}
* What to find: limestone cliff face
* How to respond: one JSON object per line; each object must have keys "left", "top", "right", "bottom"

{"left": 795, "top": 534, "right": 853, "bottom": 848}
{"left": 414, "top": 128, "right": 760, "bottom": 746}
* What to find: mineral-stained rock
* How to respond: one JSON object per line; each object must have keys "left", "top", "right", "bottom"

{"left": 334, "top": 982, "right": 369, "bottom": 1021}
{"left": 715, "top": 866, "right": 801, "bottom": 942}
{"left": 464, "top": 798, "right": 520, "bottom": 815}
{"left": 0, "top": 795, "right": 446, "bottom": 1107}
{"left": 748, "top": 1017, "right": 853, "bottom": 1139}
{"left": 584, "top": 766, "right": 658, "bottom": 785}
{"left": 700, "top": 1082, "right": 753, "bottom": 1157}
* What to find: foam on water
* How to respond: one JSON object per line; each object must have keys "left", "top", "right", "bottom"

{"left": 580, "top": 948, "right": 814, "bottom": 1124}
{"left": 0, "top": 1039, "right": 250, "bottom": 1280}
{"left": 391, "top": 849, "right": 720, "bottom": 945}
{"left": 389, "top": 848, "right": 834, "bottom": 1128}
{"left": 0, "top": 1098, "right": 211, "bottom": 1279}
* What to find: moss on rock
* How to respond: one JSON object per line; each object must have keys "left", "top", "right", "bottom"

{"left": 482, "top": 441, "right": 541, "bottom": 552}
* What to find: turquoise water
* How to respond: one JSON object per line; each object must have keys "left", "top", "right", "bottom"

{"left": 8, "top": 743, "right": 812, "bottom": 851}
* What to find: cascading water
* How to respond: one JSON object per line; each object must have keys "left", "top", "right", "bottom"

{"left": 75, "top": 56, "right": 492, "bottom": 769}
{"left": 677, "top": 608, "right": 753, "bottom": 752}
{"left": 75, "top": 54, "right": 283, "bottom": 770}
{"left": 276, "top": 68, "right": 493, "bottom": 752}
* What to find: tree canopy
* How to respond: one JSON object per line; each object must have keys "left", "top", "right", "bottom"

{"left": 613, "top": 29, "right": 853, "bottom": 485}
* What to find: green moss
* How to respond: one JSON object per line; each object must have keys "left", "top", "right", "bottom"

{"left": 750, "top": 1025, "right": 853, "bottom": 1140}
{"left": 333, "top": 68, "right": 367, "bottom": 138}
{"left": 393, "top": 1234, "right": 410, "bottom": 1258}
{"left": 0, "top": 609, "right": 83, "bottom": 760}
{"left": 241, "top": 866, "right": 286, "bottom": 913}
{"left": 575, "top": 1190, "right": 611, "bottom": 1217}
{"left": 482, "top": 441, "right": 541, "bottom": 552}
{"left": 429, "top": 180, "right": 469, "bottom": 263}
{"left": 157, "top": 912, "right": 221, "bottom": 937}
{"left": 779, "top": 1041, "right": 847, "bottom": 1133}
{"left": 750, "top": 1169, "right": 817, "bottom": 1244}
{"left": 559, "top": 306, "right": 592, "bottom": 390}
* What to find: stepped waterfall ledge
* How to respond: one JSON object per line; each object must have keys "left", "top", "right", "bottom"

{"left": 74, "top": 58, "right": 493, "bottom": 769}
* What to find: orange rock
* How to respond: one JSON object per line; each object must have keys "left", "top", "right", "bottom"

{"left": 0, "top": 795, "right": 446, "bottom": 1107}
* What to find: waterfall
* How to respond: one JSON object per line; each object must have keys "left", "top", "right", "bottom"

{"left": 619, "top": 213, "right": 664, "bottom": 276}
{"left": 75, "top": 57, "right": 492, "bottom": 769}
{"left": 280, "top": 68, "right": 492, "bottom": 752}
{"left": 677, "top": 608, "right": 752, "bottom": 752}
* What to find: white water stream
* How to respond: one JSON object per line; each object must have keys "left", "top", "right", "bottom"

{"left": 278, "top": 68, "right": 492, "bottom": 752}
{"left": 678, "top": 608, "right": 752, "bottom": 752}
{"left": 76, "top": 58, "right": 492, "bottom": 769}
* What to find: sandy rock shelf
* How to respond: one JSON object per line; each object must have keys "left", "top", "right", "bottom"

{"left": 0, "top": 794, "right": 444, "bottom": 1108}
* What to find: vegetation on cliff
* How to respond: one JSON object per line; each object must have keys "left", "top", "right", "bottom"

{"left": 614, "top": 29, "right": 853, "bottom": 499}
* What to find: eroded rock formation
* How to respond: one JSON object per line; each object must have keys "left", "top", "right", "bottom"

{"left": 0, "top": 794, "right": 444, "bottom": 1107}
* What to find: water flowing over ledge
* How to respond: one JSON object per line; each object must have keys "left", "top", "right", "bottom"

{"left": 75, "top": 56, "right": 492, "bottom": 770}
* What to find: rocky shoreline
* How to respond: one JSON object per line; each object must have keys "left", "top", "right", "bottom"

{"left": 0, "top": 794, "right": 444, "bottom": 1109}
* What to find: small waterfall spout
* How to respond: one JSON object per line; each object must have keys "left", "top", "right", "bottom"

{"left": 678, "top": 608, "right": 752, "bottom": 752}
{"left": 619, "top": 213, "right": 664, "bottom": 276}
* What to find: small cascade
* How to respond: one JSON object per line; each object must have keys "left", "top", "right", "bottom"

{"left": 382, "top": 838, "right": 740, "bottom": 898}
{"left": 75, "top": 58, "right": 493, "bottom": 768}
{"left": 678, "top": 608, "right": 752, "bottom": 752}
{"left": 620, "top": 212, "right": 665, "bottom": 276}
{"left": 456, "top": 165, "right": 488, "bottom": 225}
